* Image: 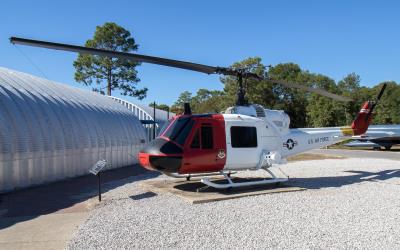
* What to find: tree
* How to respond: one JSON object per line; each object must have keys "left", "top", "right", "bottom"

{"left": 267, "top": 63, "right": 310, "bottom": 128}
{"left": 191, "top": 89, "right": 228, "bottom": 113}
{"left": 223, "top": 60, "right": 321, "bottom": 128}
{"left": 306, "top": 74, "right": 344, "bottom": 127}
{"left": 338, "top": 73, "right": 361, "bottom": 94}
{"left": 221, "top": 57, "right": 272, "bottom": 107}
{"left": 170, "top": 91, "right": 192, "bottom": 114}
{"left": 149, "top": 103, "right": 170, "bottom": 112}
{"left": 73, "top": 22, "right": 147, "bottom": 99}
{"left": 372, "top": 82, "right": 400, "bottom": 124}
{"left": 171, "top": 59, "right": 399, "bottom": 127}
{"left": 170, "top": 89, "right": 229, "bottom": 114}
{"left": 337, "top": 73, "right": 362, "bottom": 124}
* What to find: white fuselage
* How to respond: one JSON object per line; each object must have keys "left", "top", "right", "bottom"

{"left": 222, "top": 106, "right": 347, "bottom": 171}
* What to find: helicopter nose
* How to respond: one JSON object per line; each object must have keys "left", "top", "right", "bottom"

{"left": 138, "top": 138, "right": 183, "bottom": 173}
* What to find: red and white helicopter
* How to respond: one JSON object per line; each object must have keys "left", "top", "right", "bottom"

{"left": 137, "top": 92, "right": 384, "bottom": 189}
{"left": 10, "top": 37, "right": 387, "bottom": 189}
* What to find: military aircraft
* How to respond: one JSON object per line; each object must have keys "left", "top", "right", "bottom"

{"left": 344, "top": 125, "right": 400, "bottom": 150}
{"left": 9, "top": 37, "right": 387, "bottom": 189}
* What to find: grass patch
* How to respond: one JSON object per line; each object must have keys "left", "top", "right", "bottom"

{"left": 288, "top": 153, "right": 346, "bottom": 162}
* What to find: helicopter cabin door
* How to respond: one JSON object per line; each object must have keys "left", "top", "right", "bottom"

{"left": 180, "top": 115, "right": 226, "bottom": 174}
{"left": 225, "top": 122, "right": 261, "bottom": 170}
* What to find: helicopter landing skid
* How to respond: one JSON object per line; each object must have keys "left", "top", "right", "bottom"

{"left": 200, "top": 168, "right": 289, "bottom": 190}
{"left": 165, "top": 171, "right": 236, "bottom": 181}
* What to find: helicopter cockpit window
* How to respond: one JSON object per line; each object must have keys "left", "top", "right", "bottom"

{"left": 163, "top": 117, "right": 189, "bottom": 138}
{"left": 158, "top": 119, "right": 173, "bottom": 135}
{"left": 230, "top": 126, "right": 257, "bottom": 148}
{"left": 190, "top": 129, "right": 200, "bottom": 148}
{"left": 175, "top": 120, "right": 194, "bottom": 146}
{"left": 162, "top": 117, "right": 194, "bottom": 146}
{"left": 189, "top": 125, "right": 213, "bottom": 149}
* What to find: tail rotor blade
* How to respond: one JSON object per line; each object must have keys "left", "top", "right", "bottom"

{"left": 365, "top": 83, "right": 387, "bottom": 122}
{"left": 375, "top": 83, "right": 387, "bottom": 101}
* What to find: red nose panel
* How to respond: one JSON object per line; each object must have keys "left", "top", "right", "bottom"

{"left": 138, "top": 152, "right": 152, "bottom": 170}
{"left": 138, "top": 137, "right": 183, "bottom": 172}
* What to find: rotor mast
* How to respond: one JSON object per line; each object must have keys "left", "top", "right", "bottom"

{"left": 236, "top": 71, "right": 248, "bottom": 106}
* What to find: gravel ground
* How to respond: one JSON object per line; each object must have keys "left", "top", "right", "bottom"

{"left": 67, "top": 158, "right": 400, "bottom": 250}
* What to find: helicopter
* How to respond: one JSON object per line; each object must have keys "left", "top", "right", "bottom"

{"left": 10, "top": 37, "right": 387, "bottom": 189}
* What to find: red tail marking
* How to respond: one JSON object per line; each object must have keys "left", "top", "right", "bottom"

{"left": 351, "top": 101, "right": 372, "bottom": 135}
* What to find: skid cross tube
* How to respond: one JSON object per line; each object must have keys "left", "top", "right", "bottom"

{"left": 200, "top": 168, "right": 289, "bottom": 189}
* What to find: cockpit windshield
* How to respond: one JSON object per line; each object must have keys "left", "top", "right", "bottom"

{"left": 158, "top": 119, "right": 173, "bottom": 136}
{"left": 161, "top": 117, "right": 195, "bottom": 146}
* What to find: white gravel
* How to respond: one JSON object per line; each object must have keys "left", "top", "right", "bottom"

{"left": 66, "top": 158, "right": 400, "bottom": 249}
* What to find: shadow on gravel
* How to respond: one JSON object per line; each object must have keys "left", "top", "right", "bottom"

{"left": 291, "top": 168, "right": 400, "bottom": 189}
{"left": 0, "top": 165, "right": 159, "bottom": 230}
{"left": 130, "top": 191, "right": 158, "bottom": 200}
{"left": 174, "top": 178, "right": 287, "bottom": 194}
{"left": 172, "top": 168, "right": 400, "bottom": 194}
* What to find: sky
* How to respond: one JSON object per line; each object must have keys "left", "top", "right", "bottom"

{"left": 1, "top": 0, "right": 399, "bottom": 106}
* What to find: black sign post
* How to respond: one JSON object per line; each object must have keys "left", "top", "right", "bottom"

{"left": 153, "top": 101, "right": 156, "bottom": 140}
{"left": 97, "top": 173, "right": 101, "bottom": 202}
{"left": 89, "top": 160, "right": 108, "bottom": 202}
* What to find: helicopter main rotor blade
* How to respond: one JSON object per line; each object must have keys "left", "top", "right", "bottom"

{"left": 9, "top": 37, "right": 352, "bottom": 102}
{"left": 10, "top": 37, "right": 221, "bottom": 75}
{"left": 266, "top": 79, "right": 353, "bottom": 102}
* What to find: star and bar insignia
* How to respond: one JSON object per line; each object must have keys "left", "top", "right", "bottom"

{"left": 283, "top": 138, "right": 298, "bottom": 150}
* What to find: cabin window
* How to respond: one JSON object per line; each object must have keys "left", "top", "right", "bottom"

{"left": 230, "top": 126, "right": 257, "bottom": 148}
{"left": 201, "top": 126, "right": 213, "bottom": 149}
{"left": 189, "top": 125, "right": 213, "bottom": 149}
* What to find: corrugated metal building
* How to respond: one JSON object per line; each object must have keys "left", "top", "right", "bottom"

{"left": 110, "top": 97, "right": 173, "bottom": 141}
{"left": 0, "top": 67, "right": 147, "bottom": 192}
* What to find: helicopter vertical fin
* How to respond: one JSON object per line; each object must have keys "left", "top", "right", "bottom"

{"left": 347, "top": 101, "right": 373, "bottom": 136}
{"left": 341, "top": 83, "right": 387, "bottom": 136}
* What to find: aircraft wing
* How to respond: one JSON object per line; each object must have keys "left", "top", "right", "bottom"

{"left": 344, "top": 140, "right": 382, "bottom": 147}
{"left": 345, "top": 124, "right": 400, "bottom": 149}
{"left": 355, "top": 124, "right": 400, "bottom": 140}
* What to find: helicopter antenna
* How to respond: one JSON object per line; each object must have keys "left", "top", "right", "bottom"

{"left": 9, "top": 36, "right": 353, "bottom": 103}
{"left": 184, "top": 103, "right": 192, "bottom": 115}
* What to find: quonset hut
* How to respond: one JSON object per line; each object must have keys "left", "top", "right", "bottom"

{"left": 0, "top": 67, "right": 147, "bottom": 192}
{"left": 110, "top": 96, "right": 173, "bottom": 141}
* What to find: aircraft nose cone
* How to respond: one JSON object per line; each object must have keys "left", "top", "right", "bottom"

{"left": 138, "top": 138, "right": 183, "bottom": 173}
{"left": 138, "top": 152, "right": 151, "bottom": 170}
